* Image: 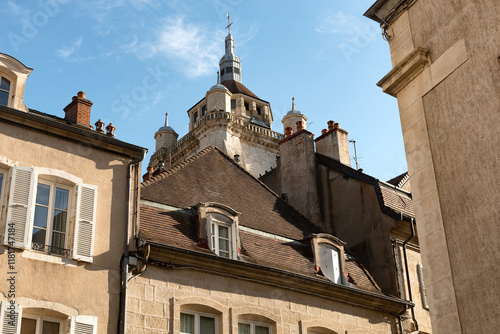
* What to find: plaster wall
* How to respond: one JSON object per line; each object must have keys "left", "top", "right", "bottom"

{"left": 382, "top": 1, "right": 500, "bottom": 332}
{"left": 0, "top": 120, "right": 135, "bottom": 333}
{"left": 126, "top": 265, "right": 397, "bottom": 334}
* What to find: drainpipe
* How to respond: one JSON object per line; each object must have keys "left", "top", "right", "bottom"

{"left": 118, "top": 150, "right": 146, "bottom": 334}
{"left": 398, "top": 212, "right": 420, "bottom": 334}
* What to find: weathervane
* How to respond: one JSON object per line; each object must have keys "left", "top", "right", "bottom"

{"left": 226, "top": 13, "right": 233, "bottom": 34}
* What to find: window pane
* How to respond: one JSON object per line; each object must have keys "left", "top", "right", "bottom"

{"left": 51, "top": 231, "right": 65, "bottom": 249}
{"left": 0, "top": 77, "right": 10, "bottom": 90}
{"left": 219, "top": 225, "right": 229, "bottom": 238}
{"left": 200, "top": 316, "right": 215, "bottom": 334}
{"left": 54, "top": 188, "right": 68, "bottom": 210}
{"left": 0, "top": 91, "right": 8, "bottom": 106}
{"left": 180, "top": 313, "right": 194, "bottom": 334}
{"left": 219, "top": 239, "right": 229, "bottom": 252}
{"left": 238, "top": 323, "right": 251, "bottom": 334}
{"left": 42, "top": 320, "right": 60, "bottom": 334}
{"left": 255, "top": 325, "right": 269, "bottom": 334}
{"left": 231, "top": 99, "right": 236, "bottom": 109}
{"left": 36, "top": 183, "right": 51, "bottom": 206}
{"left": 34, "top": 206, "right": 49, "bottom": 228}
{"left": 53, "top": 210, "right": 67, "bottom": 232}
{"left": 0, "top": 173, "right": 3, "bottom": 195}
{"left": 21, "top": 318, "right": 37, "bottom": 334}
{"left": 32, "top": 228, "right": 46, "bottom": 244}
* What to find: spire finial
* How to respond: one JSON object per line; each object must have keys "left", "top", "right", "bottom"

{"left": 226, "top": 13, "right": 233, "bottom": 34}
{"left": 165, "top": 112, "right": 168, "bottom": 127}
{"left": 292, "top": 97, "right": 296, "bottom": 111}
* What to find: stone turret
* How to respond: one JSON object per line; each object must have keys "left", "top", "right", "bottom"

{"left": 281, "top": 97, "right": 308, "bottom": 134}
{"left": 155, "top": 113, "right": 178, "bottom": 152}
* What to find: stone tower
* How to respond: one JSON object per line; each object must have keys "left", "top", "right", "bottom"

{"left": 148, "top": 26, "right": 284, "bottom": 177}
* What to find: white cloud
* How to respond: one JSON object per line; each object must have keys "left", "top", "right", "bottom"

{"left": 57, "top": 37, "right": 94, "bottom": 63}
{"left": 0, "top": 0, "right": 28, "bottom": 16}
{"left": 145, "top": 17, "right": 225, "bottom": 78}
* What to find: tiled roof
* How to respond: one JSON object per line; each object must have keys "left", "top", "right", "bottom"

{"left": 377, "top": 182, "right": 414, "bottom": 218}
{"left": 221, "top": 80, "right": 269, "bottom": 103}
{"left": 140, "top": 202, "right": 383, "bottom": 294}
{"left": 141, "top": 146, "right": 321, "bottom": 240}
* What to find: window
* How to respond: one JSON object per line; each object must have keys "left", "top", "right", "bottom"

{"left": 3, "top": 166, "right": 97, "bottom": 262}
{"left": 201, "top": 105, "right": 207, "bottom": 117}
{"left": 194, "top": 111, "right": 198, "bottom": 123}
{"left": 0, "top": 76, "right": 10, "bottom": 107}
{"left": 231, "top": 99, "right": 236, "bottom": 109}
{"left": 209, "top": 216, "right": 232, "bottom": 258}
{"left": 0, "top": 303, "right": 97, "bottom": 334}
{"left": 238, "top": 321, "right": 270, "bottom": 334}
{"left": 234, "top": 68, "right": 240, "bottom": 74}
{"left": 319, "top": 244, "right": 341, "bottom": 284}
{"left": 180, "top": 312, "right": 216, "bottom": 334}
{"left": 244, "top": 102, "right": 249, "bottom": 111}
{"left": 32, "top": 182, "right": 70, "bottom": 255}
{"left": 226, "top": 67, "right": 233, "bottom": 73}
{"left": 256, "top": 106, "right": 261, "bottom": 115}
{"left": 21, "top": 316, "right": 62, "bottom": 334}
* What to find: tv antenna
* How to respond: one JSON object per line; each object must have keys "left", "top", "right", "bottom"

{"left": 349, "top": 139, "right": 360, "bottom": 170}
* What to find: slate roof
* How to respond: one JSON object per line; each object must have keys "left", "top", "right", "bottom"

{"left": 316, "top": 153, "right": 415, "bottom": 219}
{"left": 141, "top": 146, "right": 320, "bottom": 240}
{"left": 221, "top": 80, "right": 270, "bottom": 103}
{"left": 140, "top": 202, "right": 382, "bottom": 294}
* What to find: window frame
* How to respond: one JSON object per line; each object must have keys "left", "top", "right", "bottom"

{"left": 32, "top": 180, "right": 72, "bottom": 256}
{"left": 180, "top": 310, "right": 218, "bottom": 334}
{"left": 238, "top": 319, "right": 272, "bottom": 334}
{"left": 0, "top": 75, "right": 12, "bottom": 107}
{"left": 21, "top": 314, "right": 63, "bottom": 334}
{"left": 307, "top": 234, "right": 347, "bottom": 285}
{"left": 210, "top": 217, "right": 232, "bottom": 258}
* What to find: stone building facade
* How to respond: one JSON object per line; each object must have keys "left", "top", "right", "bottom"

{"left": 365, "top": 1, "right": 500, "bottom": 333}
{"left": 0, "top": 53, "right": 146, "bottom": 333}
{"left": 129, "top": 147, "right": 412, "bottom": 334}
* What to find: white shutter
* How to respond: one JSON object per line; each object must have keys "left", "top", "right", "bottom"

{"left": 72, "top": 184, "right": 97, "bottom": 262}
{"left": 0, "top": 301, "right": 22, "bottom": 334}
{"left": 417, "top": 264, "right": 429, "bottom": 309}
{"left": 206, "top": 215, "right": 213, "bottom": 252}
{"left": 4, "top": 166, "right": 36, "bottom": 249}
{"left": 70, "top": 315, "right": 97, "bottom": 334}
{"left": 319, "top": 247, "right": 341, "bottom": 284}
{"left": 231, "top": 223, "right": 238, "bottom": 259}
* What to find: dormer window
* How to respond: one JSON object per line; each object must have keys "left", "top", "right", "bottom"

{"left": 307, "top": 234, "right": 347, "bottom": 285}
{"left": 0, "top": 76, "right": 10, "bottom": 107}
{"left": 196, "top": 203, "right": 240, "bottom": 260}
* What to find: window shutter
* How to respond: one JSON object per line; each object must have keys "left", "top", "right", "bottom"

{"left": 72, "top": 184, "right": 97, "bottom": 262}
{"left": 206, "top": 215, "right": 213, "bottom": 252}
{"left": 4, "top": 166, "right": 36, "bottom": 249}
{"left": 0, "top": 301, "right": 22, "bottom": 334}
{"left": 319, "top": 248, "right": 341, "bottom": 284}
{"left": 231, "top": 223, "right": 238, "bottom": 259}
{"left": 70, "top": 315, "right": 97, "bottom": 334}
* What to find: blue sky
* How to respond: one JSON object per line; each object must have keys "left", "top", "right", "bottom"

{"left": 1, "top": 0, "right": 407, "bottom": 180}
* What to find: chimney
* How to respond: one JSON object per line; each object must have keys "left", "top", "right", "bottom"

{"left": 142, "top": 166, "right": 154, "bottom": 182}
{"left": 296, "top": 121, "right": 304, "bottom": 131}
{"left": 278, "top": 129, "right": 322, "bottom": 228}
{"left": 285, "top": 127, "right": 293, "bottom": 137}
{"left": 64, "top": 91, "right": 93, "bottom": 127}
{"left": 315, "top": 120, "right": 351, "bottom": 167}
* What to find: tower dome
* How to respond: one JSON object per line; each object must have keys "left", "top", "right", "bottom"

{"left": 281, "top": 97, "right": 308, "bottom": 134}
{"left": 155, "top": 112, "right": 178, "bottom": 152}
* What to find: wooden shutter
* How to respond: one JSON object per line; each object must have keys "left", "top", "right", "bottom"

{"left": 72, "top": 184, "right": 97, "bottom": 262}
{"left": 0, "top": 301, "right": 22, "bottom": 334}
{"left": 4, "top": 166, "right": 36, "bottom": 249}
{"left": 70, "top": 315, "right": 97, "bottom": 334}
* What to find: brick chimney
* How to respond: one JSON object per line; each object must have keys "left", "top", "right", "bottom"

{"left": 315, "top": 120, "right": 351, "bottom": 167}
{"left": 64, "top": 91, "right": 93, "bottom": 127}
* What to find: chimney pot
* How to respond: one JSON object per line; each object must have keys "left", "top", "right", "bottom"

{"left": 147, "top": 166, "right": 154, "bottom": 172}
{"left": 321, "top": 129, "right": 327, "bottom": 135}
{"left": 95, "top": 119, "right": 105, "bottom": 133}
{"left": 77, "top": 91, "right": 86, "bottom": 99}
{"left": 285, "top": 127, "right": 293, "bottom": 137}
{"left": 296, "top": 121, "right": 304, "bottom": 131}
{"left": 105, "top": 123, "right": 116, "bottom": 137}
{"left": 327, "top": 120, "right": 335, "bottom": 131}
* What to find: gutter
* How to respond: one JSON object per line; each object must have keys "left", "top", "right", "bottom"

{"left": 118, "top": 150, "right": 147, "bottom": 334}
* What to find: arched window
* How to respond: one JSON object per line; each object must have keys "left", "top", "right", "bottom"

{"left": 238, "top": 314, "right": 275, "bottom": 334}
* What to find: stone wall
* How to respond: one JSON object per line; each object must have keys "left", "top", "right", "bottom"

{"left": 126, "top": 265, "right": 397, "bottom": 334}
